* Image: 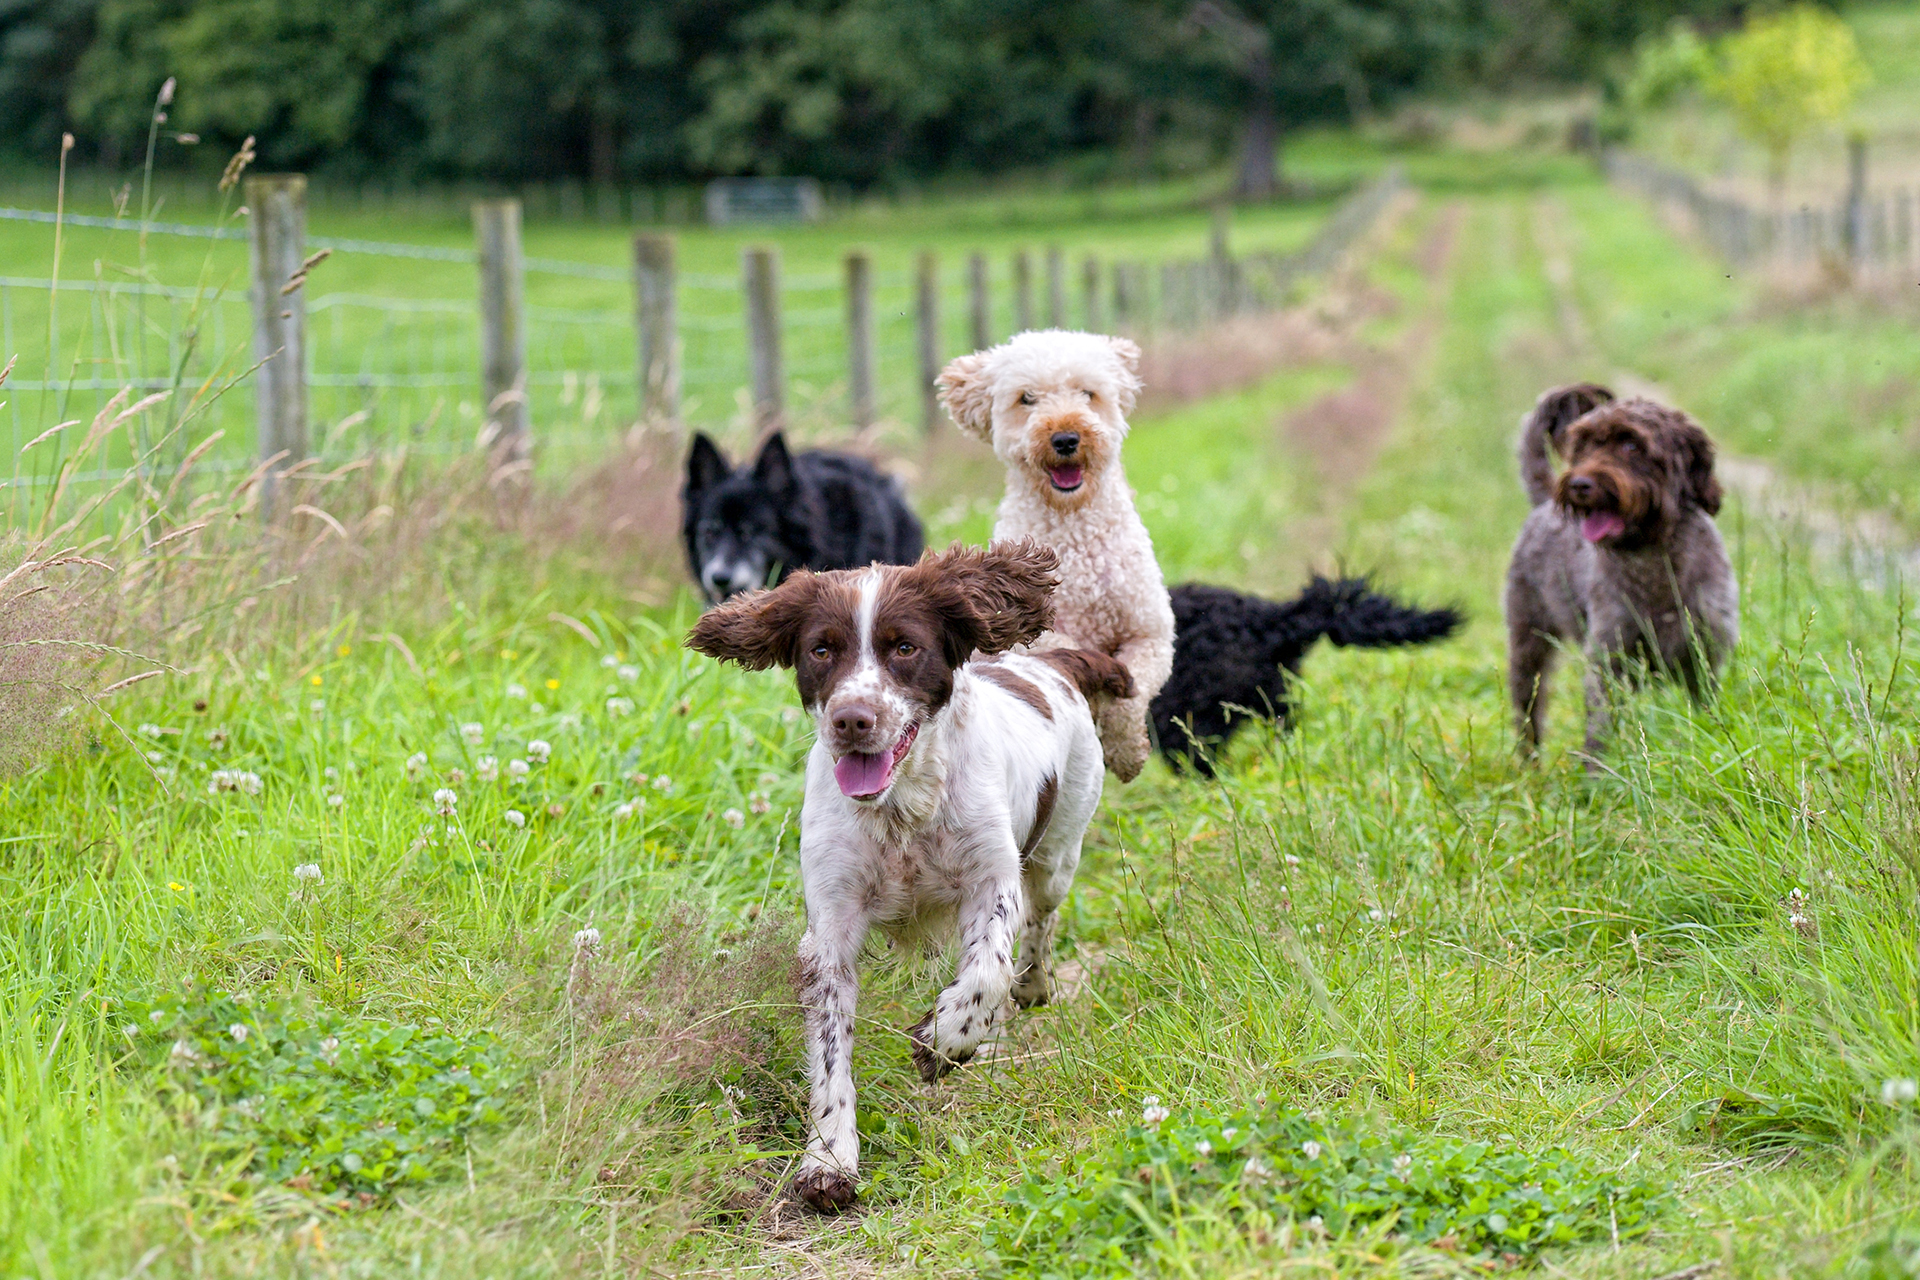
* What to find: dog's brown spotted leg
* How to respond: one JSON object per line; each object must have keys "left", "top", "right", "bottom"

{"left": 910, "top": 873, "right": 1023, "bottom": 1081}
{"left": 793, "top": 920, "right": 864, "bottom": 1212}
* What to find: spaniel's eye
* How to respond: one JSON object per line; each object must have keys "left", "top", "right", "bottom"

{"left": 1018, "top": 391, "right": 1036, "bottom": 406}
{"left": 895, "top": 640, "right": 916, "bottom": 658}
{"left": 810, "top": 644, "right": 831, "bottom": 661}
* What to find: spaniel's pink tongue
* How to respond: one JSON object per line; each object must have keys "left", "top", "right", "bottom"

{"left": 833, "top": 751, "right": 893, "bottom": 798}
{"left": 1581, "top": 511, "right": 1626, "bottom": 542}
{"left": 1049, "top": 465, "right": 1083, "bottom": 490}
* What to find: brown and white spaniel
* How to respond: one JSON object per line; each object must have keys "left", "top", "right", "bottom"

{"left": 687, "top": 541, "right": 1133, "bottom": 1213}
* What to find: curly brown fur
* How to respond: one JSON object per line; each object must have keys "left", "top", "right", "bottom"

{"left": 1518, "top": 381, "right": 1615, "bottom": 506}
{"left": 1505, "top": 387, "right": 1738, "bottom": 764}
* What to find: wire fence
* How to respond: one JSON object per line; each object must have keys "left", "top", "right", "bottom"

{"left": 1605, "top": 149, "right": 1920, "bottom": 273}
{"left": 1, "top": 169, "right": 1403, "bottom": 503}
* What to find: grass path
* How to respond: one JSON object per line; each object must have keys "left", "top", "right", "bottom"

{"left": 6, "top": 168, "right": 1920, "bottom": 1278}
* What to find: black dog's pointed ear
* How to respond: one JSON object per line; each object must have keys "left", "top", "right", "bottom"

{"left": 753, "top": 432, "right": 796, "bottom": 496}
{"left": 1677, "top": 417, "right": 1723, "bottom": 515}
{"left": 686, "top": 433, "right": 729, "bottom": 494}
{"left": 686, "top": 571, "right": 821, "bottom": 670}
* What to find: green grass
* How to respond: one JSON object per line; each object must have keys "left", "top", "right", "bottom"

{"left": 8, "top": 136, "right": 1920, "bottom": 1277}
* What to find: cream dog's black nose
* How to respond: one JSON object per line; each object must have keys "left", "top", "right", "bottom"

{"left": 1050, "top": 432, "right": 1079, "bottom": 457}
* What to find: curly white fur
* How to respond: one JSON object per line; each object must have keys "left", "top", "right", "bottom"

{"left": 938, "top": 330, "right": 1174, "bottom": 781}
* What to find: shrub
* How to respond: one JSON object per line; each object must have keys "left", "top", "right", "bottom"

{"left": 983, "top": 1104, "right": 1668, "bottom": 1276}
{"left": 139, "top": 985, "right": 510, "bottom": 1200}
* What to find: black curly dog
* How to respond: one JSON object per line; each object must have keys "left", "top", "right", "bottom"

{"left": 1151, "top": 578, "right": 1462, "bottom": 775}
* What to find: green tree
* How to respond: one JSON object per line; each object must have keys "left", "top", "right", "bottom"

{"left": 1707, "top": 5, "right": 1870, "bottom": 197}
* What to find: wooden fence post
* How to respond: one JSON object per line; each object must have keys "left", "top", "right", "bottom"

{"left": 1845, "top": 135, "right": 1868, "bottom": 264}
{"left": 743, "top": 246, "right": 783, "bottom": 430}
{"left": 1112, "top": 262, "right": 1133, "bottom": 331}
{"left": 1081, "top": 255, "right": 1101, "bottom": 332}
{"left": 1046, "top": 246, "right": 1065, "bottom": 327}
{"left": 916, "top": 251, "right": 940, "bottom": 434}
{"left": 846, "top": 251, "right": 875, "bottom": 429}
{"left": 1013, "top": 250, "right": 1034, "bottom": 332}
{"left": 473, "top": 198, "right": 530, "bottom": 460}
{"left": 968, "top": 252, "right": 990, "bottom": 351}
{"left": 246, "top": 173, "right": 308, "bottom": 514}
{"left": 633, "top": 233, "right": 678, "bottom": 425}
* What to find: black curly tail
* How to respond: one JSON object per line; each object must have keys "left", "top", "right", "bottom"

{"left": 1151, "top": 577, "right": 1462, "bottom": 776}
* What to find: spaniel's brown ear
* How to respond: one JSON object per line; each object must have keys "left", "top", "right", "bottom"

{"left": 686, "top": 572, "right": 821, "bottom": 669}
{"left": 937, "top": 352, "right": 994, "bottom": 440}
{"left": 1675, "top": 416, "right": 1722, "bottom": 516}
{"left": 896, "top": 540, "right": 1059, "bottom": 666}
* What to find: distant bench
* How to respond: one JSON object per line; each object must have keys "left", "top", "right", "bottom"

{"left": 704, "top": 178, "right": 824, "bottom": 225}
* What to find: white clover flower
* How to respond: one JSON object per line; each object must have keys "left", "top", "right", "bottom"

{"left": 1222, "top": 1127, "right": 1238, "bottom": 1141}
{"left": 1284, "top": 853, "right": 1302, "bottom": 866}
{"left": 476, "top": 756, "right": 499, "bottom": 782}
{"left": 447, "top": 768, "right": 467, "bottom": 786}
{"left": 1141, "top": 1095, "right": 1169, "bottom": 1124}
{"left": 169, "top": 1038, "right": 201, "bottom": 1067}
{"left": 138, "top": 722, "right": 163, "bottom": 738}
{"left": 433, "top": 788, "right": 458, "bottom": 816}
{"left": 1243, "top": 1156, "right": 1273, "bottom": 1182}
{"left": 1882, "top": 1078, "right": 1918, "bottom": 1106}
{"left": 749, "top": 793, "right": 771, "bottom": 815}
{"left": 606, "top": 697, "right": 635, "bottom": 717}
{"left": 150, "top": 1009, "right": 165, "bottom": 1023}
{"left": 293, "top": 863, "right": 323, "bottom": 884}
{"left": 1302, "top": 1139, "right": 1323, "bottom": 1160}
{"left": 506, "top": 682, "right": 527, "bottom": 699}
{"left": 573, "top": 926, "right": 601, "bottom": 951}
{"left": 600, "top": 654, "right": 619, "bottom": 669}
{"left": 558, "top": 713, "right": 583, "bottom": 733}
{"left": 1195, "top": 1139, "right": 1213, "bottom": 1157}
{"left": 319, "top": 1035, "right": 340, "bottom": 1064}
{"left": 229, "top": 1023, "right": 249, "bottom": 1043}
{"left": 1392, "top": 1153, "right": 1413, "bottom": 1179}
{"left": 758, "top": 771, "right": 780, "bottom": 787}
{"left": 326, "top": 793, "right": 344, "bottom": 809}
{"left": 309, "top": 699, "right": 325, "bottom": 716}
{"left": 613, "top": 799, "right": 642, "bottom": 820}
{"left": 323, "top": 766, "right": 339, "bottom": 781}
{"left": 147, "top": 750, "right": 165, "bottom": 764}
{"left": 208, "top": 727, "right": 230, "bottom": 750}
{"left": 461, "top": 722, "right": 486, "bottom": 746}
{"left": 1368, "top": 908, "right": 1384, "bottom": 923}
{"left": 651, "top": 775, "right": 673, "bottom": 793}
{"left": 782, "top": 707, "right": 801, "bottom": 724}
{"left": 208, "top": 769, "right": 263, "bottom": 796}
{"left": 508, "top": 759, "right": 530, "bottom": 779}
{"left": 405, "top": 752, "right": 429, "bottom": 781}
{"left": 527, "top": 740, "right": 551, "bottom": 764}
{"left": 722, "top": 807, "right": 745, "bottom": 830}
{"left": 529, "top": 701, "right": 545, "bottom": 716}
{"left": 617, "top": 664, "right": 639, "bottom": 681}
{"left": 503, "top": 809, "right": 526, "bottom": 828}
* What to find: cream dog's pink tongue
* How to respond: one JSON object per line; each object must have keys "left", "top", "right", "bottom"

{"left": 1581, "top": 512, "right": 1626, "bottom": 542}
{"left": 834, "top": 751, "right": 892, "bottom": 798}
{"left": 1049, "top": 465, "right": 1083, "bottom": 490}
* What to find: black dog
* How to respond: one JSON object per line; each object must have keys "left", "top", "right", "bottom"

{"left": 1152, "top": 578, "right": 1462, "bottom": 775}
{"left": 682, "top": 432, "right": 924, "bottom": 605}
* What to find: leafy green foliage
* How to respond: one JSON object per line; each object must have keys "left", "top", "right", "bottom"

{"left": 984, "top": 1105, "right": 1668, "bottom": 1275}
{"left": 139, "top": 984, "right": 510, "bottom": 1199}
{"left": 1705, "top": 5, "right": 1871, "bottom": 186}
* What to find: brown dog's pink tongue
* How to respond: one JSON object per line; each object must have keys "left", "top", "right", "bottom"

{"left": 1580, "top": 512, "right": 1626, "bottom": 542}
{"left": 834, "top": 751, "right": 892, "bottom": 798}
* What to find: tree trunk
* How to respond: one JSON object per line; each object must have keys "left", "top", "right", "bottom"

{"left": 1235, "top": 48, "right": 1279, "bottom": 201}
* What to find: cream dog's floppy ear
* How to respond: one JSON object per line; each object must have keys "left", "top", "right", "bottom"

{"left": 1106, "top": 336, "right": 1143, "bottom": 413}
{"left": 937, "top": 352, "right": 993, "bottom": 439}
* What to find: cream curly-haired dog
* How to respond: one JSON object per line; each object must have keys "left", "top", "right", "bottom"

{"left": 938, "top": 330, "right": 1174, "bottom": 782}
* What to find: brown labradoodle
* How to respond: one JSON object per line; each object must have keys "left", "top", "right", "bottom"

{"left": 1505, "top": 383, "right": 1738, "bottom": 762}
